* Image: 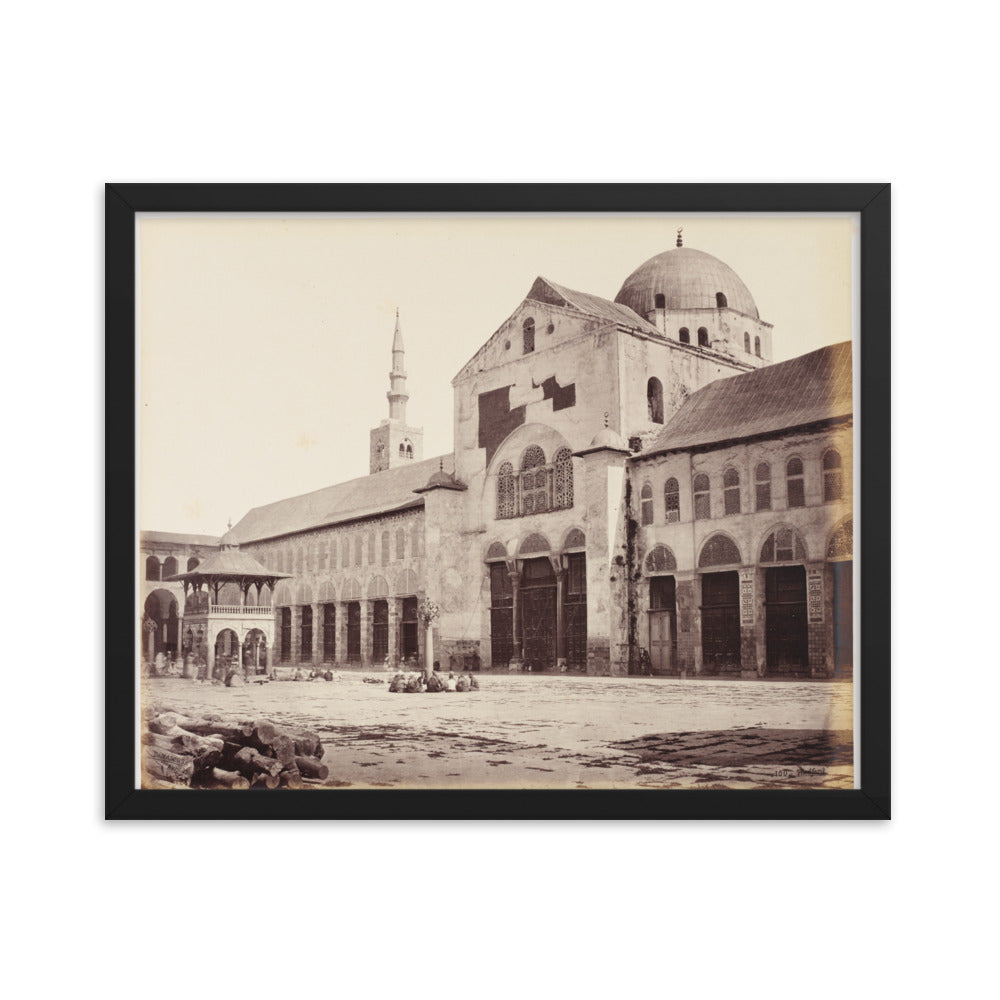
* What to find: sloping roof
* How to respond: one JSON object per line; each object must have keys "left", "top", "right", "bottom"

{"left": 141, "top": 529, "right": 220, "bottom": 547}
{"left": 646, "top": 341, "right": 853, "bottom": 454}
{"left": 167, "top": 548, "right": 290, "bottom": 580}
{"left": 528, "top": 277, "right": 662, "bottom": 337}
{"left": 226, "top": 454, "right": 455, "bottom": 544}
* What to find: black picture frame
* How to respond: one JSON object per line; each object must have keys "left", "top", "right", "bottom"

{"left": 107, "top": 182, "right": 890, "bottom": 820}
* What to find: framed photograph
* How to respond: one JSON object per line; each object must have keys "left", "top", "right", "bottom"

{"left": 106, "top": 183, "right": 889, "bottom": 820}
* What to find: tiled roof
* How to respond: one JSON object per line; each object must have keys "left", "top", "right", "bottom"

{"left": 530, "top": 277, "right": 663, "bottom": 337}
{"left": 166, "top": 548, "right": 290, "bottom": 580}
{"left": 646, "top": 341, "right": 853, "bottom": 454}
{"left": 141, "top": 529, "right": 220, "bottom": 547}
{"left": 226, "top": 454, "right": 455, "bottom": 544}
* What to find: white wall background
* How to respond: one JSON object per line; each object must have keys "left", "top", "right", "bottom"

{"left": 6, "top": 2, "right": 993, "bottom": 997}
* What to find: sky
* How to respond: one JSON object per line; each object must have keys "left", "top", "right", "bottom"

{"left": 139, "top": 213, "right": 856, "bottom": 536}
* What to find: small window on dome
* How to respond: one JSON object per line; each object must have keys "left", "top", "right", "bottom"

{"left": 698, "top": 327, "right": 709, "bottom": 347}
{"left": 716, "top": 292, "right": 727, "bottom": 308}
{"left": 679, "top": 327, "right": 690, "bottom": 344}
{"left": 754, "top": 335, "right": 761, "bottom": 357}
{"left": 654, "top": 293, "right": 666, "bottom": 309}
{"left": 744, "top": 332, "right": 751, "bottom": 353}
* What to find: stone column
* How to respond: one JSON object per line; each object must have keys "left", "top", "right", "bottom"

{"left": 555, "top": 565, "right": 567, "bottom": 670}
{"left": 424, "top": 622, "right": 434, "bottom": 680}
{"left": 291, "top": 607, "right": 302, "bottom": 664}
{"left": 335, "top": 602, "right": 347, "bottom": 666}
{"left": 311, "top": 601, "right": 322, "bottom": 666}
{"left": 509, "top": 570, "right": 523, "bottom": 670}
{"left": 387, "top": 599, "right": 399, "bottom": 669}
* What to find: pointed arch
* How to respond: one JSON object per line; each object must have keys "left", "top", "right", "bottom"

{"left": 698, "top": 533, "right": 742, "bottom": 568}
{"left": 518, "top": 533, "right": 551, "bottom": 557}
{"left": 645, "top": 545, "right": 677, "bottom": 574}
{"left": 562, "top": 528, "right": 586, "bottom": 552}
{"left": 367, "top": 575, "right": 389, "bottom": 599}
{"left": 395, "top": 568, "right": 419, "bottom": 595}
{"left": 759, "top": 525, "right": 808, "bottom": 564}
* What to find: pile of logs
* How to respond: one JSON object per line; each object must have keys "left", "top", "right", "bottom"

{"left": 142, "top": 709, "right": 329, "bottom": 789}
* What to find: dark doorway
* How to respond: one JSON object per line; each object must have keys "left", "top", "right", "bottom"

{"left": 346, "top": 602, "right": 361, "bottom": 660}
{"left": 701, "top": 571, "right": 740, "bottom": 672}
{"left": 765, "top": 566, "right": 808, "bottom": 673}
{"left": 565, "top": 553, "right": 587, "bottom": 669}
{"left": 521, "top": 557, "right": 556, "bottom": 669}
{"left": 280, "top": 607, "right": 291, "bottom": 662}
{"left": 648, "top": 575, "right": 676, "bottom": 674}
{"left": 489, "top": 563, "right": 513, "bottom": 668}
{"left": 322, "top": 604, "right": 336, "bottom": 662}
{"left": 401, "top": 596, "right": 419, "bottom": 660}
{"left": 300, "top": 605, "right": 313, "bottom": 663}
{"left": 832, "top": 561, "right": 853, "bottom": 678}
{"left": 372, "top": 599, "right": 389, "bottom": 661}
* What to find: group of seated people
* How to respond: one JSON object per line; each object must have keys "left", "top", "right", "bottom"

{"left": 389, "top": 663, "right": 480, "bottom": 693}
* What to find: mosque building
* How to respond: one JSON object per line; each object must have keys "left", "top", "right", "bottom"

{"left": 141, "top": 234, "right": 853, "bottom": 678}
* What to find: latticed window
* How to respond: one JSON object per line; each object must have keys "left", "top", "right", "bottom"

{"left": 521, "top": 446, "right": 548, "bottom": 515}
{"left": 755, "top": 463, "right": 771, "bottom": 511}
{"left": 640, "top": 483, "right": 653, "bottom": 525}
{"left": 698, "top": 534, "right": 742, "bottom": 568}
{"left": 761, "top": 527, "right": 806, "bottom": 563}
{"left": 554, "top": 448, "right": 573, "bottom": 509}
{"left": 497, "top": 446, "right": 574, "bottom": 519}
{"left": 787, "top": 457, "right": 805, "bottom": 508}
{"left": 723, "top": 468, "right": 741, "bottom": 516}
{"left": 664, "top": 478, "right": 680, "bottom": 522}
{"left": 823, "top": 449, "right": 844, "bottom": 501}
{"left": 693, "top": 473, "right": 711, "bottom": 520}
{"left": 523, "top": 318, "right": 535, "bottom": 354}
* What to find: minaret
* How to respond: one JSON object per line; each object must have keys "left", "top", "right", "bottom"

{"left": 369, "top": 309, "right": 424, "bottom": 473}
{"left": 387, "top": 308, "right": 409, "bottom": 422}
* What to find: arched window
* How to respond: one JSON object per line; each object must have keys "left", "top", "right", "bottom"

{"left": 697, "top": 327, "right": 709, "bottom": 347}
{"left": 399, "top": 443, "right": 406, "bottom": 458}
{"left": 679, "top": 327, "right": 690, "bottom": 344}
{"left": 367, "top": 533, "right": 376, "bottom": 564}
{"left": 645, "top": 545, "right": 677, "bottom": 573}
{"left": 381, "top": 531, "right": 390, "bottom": 566}
{"left": 523, "top": 317, "right": 535, "bottom": 354}
{"left": 664, "top": 477, "right": 680, "bottom": 522}
{"left": 162, "top": 556, "right": 177, "bottom": 579}
{"left": 744, "top": 332, "right": 751, "bottom": 353}
{"left": 654, "top": 293, "right": 666, "bottom": 309}
{"left": 520, "top": 446, "right": 548, "bottom": 514}
{"left": 553, "top": 448, "right": 574, "bottom": 510}
{"left": 640, "top": 483, "right": 653, "bottom": 526}
{"left": 693, "top": 473, "right": 711, "bottom": 520}
{"left": 755, "top": 462, "right": 772, "bottom": 511}
{"left": 406, "top": 443, "right": 413, "bottom": 458}
{"left": 396, "top": 528, "right": 405, "bottom": 559}
{"left": 411, "top": 522, "right": 421, "bottom": 557}
{"left": 145, "top": 555, "right": 160, "bottom": 581}
{"left": 354, "top": 535, "right": 363, "bottom": 566}
{"left": 342, "top": 537, "right": 350, "bottom": 568}
{"left": 698, "top": 534, "right": 742, "bottom": 568}
{"left": 646, "top": 377, "right": 664, "bottom": 424}
{"left": 823, "top": 449, "right": 844, "bottom": 501}
{"left": 716, "top": 292, "right": 728, "bottom": 308}
{"left": 723, "top": 468, "right": 741, "bottom": 515}
{"left": 786, "top": 457, "right": 805, "bottom": 508}
{"left": 754, "top": 335, "right": 761, "bottom": 357}
{"left": 497, "top": 461, "right": 516, "bottom": 520}
{"left": 186, "top": 556, "right": 199, "bottom": 571}
{"left": 761, "top": 527, "right": 806, "bottom": 563}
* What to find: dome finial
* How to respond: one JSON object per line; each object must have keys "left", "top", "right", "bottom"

{"left": 676, "top": 226, "right": 683, "bottom": 248}
{"left": 439, "top": 457, "right": 443, "bottom": 472}
{"left": 604, "top": 411, "right": 609, "bottom": 428}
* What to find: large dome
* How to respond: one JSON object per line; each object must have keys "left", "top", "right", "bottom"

{"left": 614, "top": 247, "right": 759, "bottom": 320}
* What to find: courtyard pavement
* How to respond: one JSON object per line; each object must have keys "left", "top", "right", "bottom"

{"left": 142, "top": 672, "right": 855, "bottom": 790}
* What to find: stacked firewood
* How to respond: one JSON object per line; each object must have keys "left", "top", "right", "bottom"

{"left": 142, "top": 709, "right": 329, "bottom": 789}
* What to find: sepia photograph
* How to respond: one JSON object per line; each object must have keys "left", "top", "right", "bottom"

{"left": 131, "top": 203, "right": 862, "bottom": 797}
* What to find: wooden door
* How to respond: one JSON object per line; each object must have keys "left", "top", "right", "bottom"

{"left": 649, "top": 612, "right": 672, "bottom": 673}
